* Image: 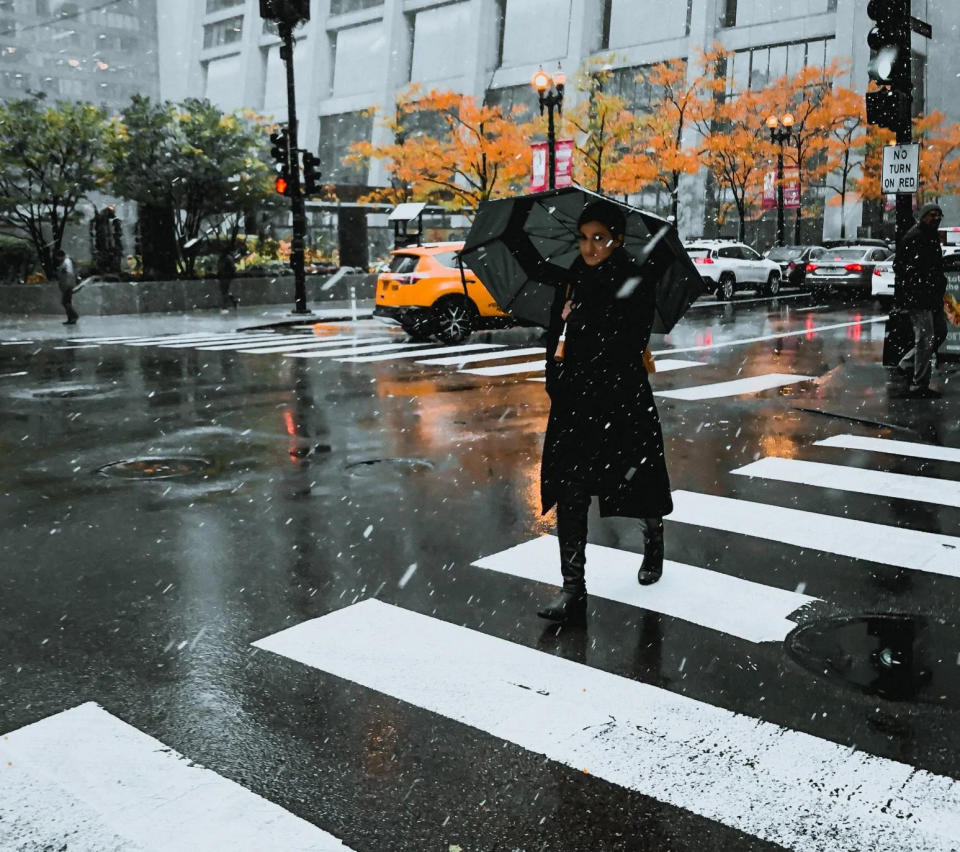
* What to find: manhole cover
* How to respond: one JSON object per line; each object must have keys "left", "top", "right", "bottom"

{"left": 344, "top": 457, "right": 434, "bottom": 477}
{"left": 96, "top": 457, "right": 214, "bottom": 480}
{"left": 786, "top": 614, "right": 960, "bottom": 706}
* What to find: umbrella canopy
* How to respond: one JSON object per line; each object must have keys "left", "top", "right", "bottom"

{"left": 459, "top": 186, "right": 704, "bottom": 334}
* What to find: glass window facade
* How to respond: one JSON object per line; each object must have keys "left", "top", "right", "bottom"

{"left": 727, "top": 38, "right": 834, "bottom": 94}
{"left": 203, "top": 15, "right": 243, "bottom": 49}
{"left": 721, "top": 0, "right": 834, "bottom": 27}
{"left": 329, "top": 0, "right": 383, "bottom": 15}
{"left": 410, "top": 3, "right": 470, "bottom": 83}
{"left": 319, "top": 111, "right": 374, "bottom": 184}
{"left": 205, "top": 0, "right": 244, "bottom": 12}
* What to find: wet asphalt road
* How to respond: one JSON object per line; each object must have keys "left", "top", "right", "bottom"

{"left": 1, "top": 290, "right": 959, "bottom": 851}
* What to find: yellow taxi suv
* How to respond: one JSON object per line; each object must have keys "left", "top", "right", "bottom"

{"left": 373, "top": 241, "right": 511, "bottom": 343}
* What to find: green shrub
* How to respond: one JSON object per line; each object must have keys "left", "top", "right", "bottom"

{"left": 0, "top": 235, "right": 36, "bottom": 284}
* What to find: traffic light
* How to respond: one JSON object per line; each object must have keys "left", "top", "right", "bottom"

{"left": 865, "top": 0, "right": 910, "bottom": 131}
{"left": 269, "top": 128, "right": 289, "bottom": 166}
{"left": 259, "top": 0, "right": 309, "bottom": 25}
{"left": 302, "top": 151, "right": 321, "bottom": 196}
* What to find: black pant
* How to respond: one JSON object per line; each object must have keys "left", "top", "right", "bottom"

{"left": 219, "top": 278, "right": 237, "bottom": 308}
{"left": 61, "top": 288, "right": 78, "bottom": 322}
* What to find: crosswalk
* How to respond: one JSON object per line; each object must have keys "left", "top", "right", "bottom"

{"left": 66, "top": 329, "right": 822, "bottom": 401}
{"left": 4, "top": 430, "right": 960, "bottom": 848}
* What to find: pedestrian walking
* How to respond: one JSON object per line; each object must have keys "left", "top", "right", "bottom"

{"left": 895, "top": 202, "right": 948, "bottom": 399}
{"left": 538, "top": 200, "right": 673, "bottom": 623}
{"left": 217, "top": 248, "right": 239, "bottom": 310}
{"left": 56, "top": 248, "right": 79, "bottom": 325}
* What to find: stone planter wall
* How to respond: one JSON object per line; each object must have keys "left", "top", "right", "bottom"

{"left": 0, "top": 273, "right": 377, "bottom": 316}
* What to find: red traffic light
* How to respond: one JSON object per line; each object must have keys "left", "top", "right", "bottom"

{"left": 275, "top": 175, "right": 289, "bottom": 195}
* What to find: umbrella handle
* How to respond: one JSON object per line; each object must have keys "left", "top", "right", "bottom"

{"left": 554, "top": 323, "right": 567, "bottom": 362}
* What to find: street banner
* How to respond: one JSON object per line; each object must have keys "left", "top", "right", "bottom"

{"left": 762, "top": 168, "right": 800, "bottom": 211}
{"left": 943, "top": 255, "right": 960, "bottom": 359}
{"left": 554, "top": 139, "right": 574, "bottom": 188}
{"left": 530, "top": 142, "right": 548, "bottom": 192}
{"left": 530, "top": 140, "right": 575, "bottom": 191}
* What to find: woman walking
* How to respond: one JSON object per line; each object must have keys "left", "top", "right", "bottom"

{"left": 538, "top": 200, "right": 673, "bottom": 623}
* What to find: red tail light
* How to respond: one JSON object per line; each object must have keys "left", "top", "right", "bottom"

{"left": 693, "top": 257, "right": 714, "bottom": 265}
{"left": 805, "top": 263, "right": 818, "bottom": 272}
{"left": 873, "top": 267, "right": 884, "bottom": 276}
{"left": 787, "top": 262, "right": 796, "bottom": 270}
{"left": 844, "top": 263, "right": 863, "bottom": 272}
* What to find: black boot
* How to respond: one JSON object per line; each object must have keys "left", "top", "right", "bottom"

{"left": 539, "top": 484, "right": 589, "bottom": 623}
{"left": 637, "top": 517, "right": 664, "bottom": 585}
{"left": 537, "top": 540, "right": 587, "bottom": 622}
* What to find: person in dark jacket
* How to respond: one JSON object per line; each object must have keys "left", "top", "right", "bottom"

{"left": 537, "top": 200, "right": 673, "bottom": 623}
{"left": 895, "top": 202, "right": 947, "bottom": 398}
{"left": 56, "top": 249, "right": 79, "bottom": 325}
{"left": 217, "top": 249, "right": 239, "bottom": 310}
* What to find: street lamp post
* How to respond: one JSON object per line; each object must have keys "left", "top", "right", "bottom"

{"left": 766, "top": 113, "right": 796, "bottom": 247}
{"left": 532, "top": 66, "right": 566, "bottom": 190}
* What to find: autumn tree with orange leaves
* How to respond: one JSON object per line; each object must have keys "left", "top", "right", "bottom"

{"left": 565, "top": 56, "right": 648, "bottom": 195}
{"left": 345, "top": 86, "right": 533, "bottom": 211}
{"left": 821, "top": 88, "right": 867, "bottom": 238}
{"left": 635, "top": 50, "right": 722, "bottom": 224}
{"left": 913, "top": 111, "right": 960, "bottom": 205}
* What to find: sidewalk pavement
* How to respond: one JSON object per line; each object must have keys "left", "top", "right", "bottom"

{"left": 0, "top": 299, "right": 376, "bottom": 342}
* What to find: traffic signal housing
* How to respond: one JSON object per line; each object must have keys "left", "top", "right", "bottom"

{"left": 269, "top": 128, "right": 289, "bottom": 166}
{"left": 865, "top": 0, "right": 910, "bottom": 132}
{"left": 302, "top": 151, "right": 321, "bottom": 196}
{"left": 259, "top": 0, "right": 309, "bottom": 25}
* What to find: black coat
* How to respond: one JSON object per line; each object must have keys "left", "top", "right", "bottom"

{"left": 895, "top": 224, "right": 946, "bottom": 311}
{"left": 540, "top": 249, "right": 673, "bottom": 519}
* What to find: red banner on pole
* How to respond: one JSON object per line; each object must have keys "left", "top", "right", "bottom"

{"left": 762, "top": 168, "right": 800, "bottom": 211}
{"left": 530, "top": 140, "right": 575, "bottom": 191}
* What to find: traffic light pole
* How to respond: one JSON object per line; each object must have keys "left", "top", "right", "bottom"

{"left": 279, "top": 21, "right": 309, "bottom": 315}
{"left": 893, "top": 5, "right": 913, "bottom": 249}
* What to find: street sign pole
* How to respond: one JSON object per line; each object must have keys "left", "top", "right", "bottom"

{"left": 279, "top": 21, "right": 309, "bottom": 315}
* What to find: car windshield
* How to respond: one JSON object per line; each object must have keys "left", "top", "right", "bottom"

{"left": 823, "top": 248, "right": 872, "bottom": 261}
{"left": 388, "top": 254, "right": 419, "bottom": 274}
{"left": 767, "top": 247, "right": 804, "bottom": 260}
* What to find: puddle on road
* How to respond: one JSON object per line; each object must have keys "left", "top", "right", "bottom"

{"left": 786, "top": 613, "right": 960, "bottom": 706}
{"left": 95, "top": 456, "right": 216, "bottom": 480}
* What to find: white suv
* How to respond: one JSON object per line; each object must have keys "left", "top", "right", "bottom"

{"left": 684, "top": 240, "right": 783, "bottom": 300}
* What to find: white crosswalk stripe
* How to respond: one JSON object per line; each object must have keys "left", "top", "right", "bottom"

{"left": 472, "top": 535, "right": 816, "bottom": 642}
{"left": 0, "top": 703, "right": 353, "bottom": 851}
{"left": 654, "top": 373, "right": 814, "bottom": 400}
{"left": 733, "top": 456, "right": 960, "bottom": 509}
{"left": 193, "top": 333, "right": 346, "bottom": 351}
{"left": 254, "top": 599, "right": 960, "bottom": 852}
{"left": 461, "top": 359, "right": 546, "bottom": 376}
{"left": 238, "top": 336, "right": 391, "bottom": 355}
{"left": 416, "top": 346, "right": 546, "bottom": 366}
{"left": 815, "top": 433, "right": 960, "bottom": 464}
{"left": 285, "top": 341, "right": 428, "bottom": 359}
{"left": 339, "top": 343, "right": 505, "bottom": 363}
{"left": 669, "top": 489, "right": 960, "bottom": 578}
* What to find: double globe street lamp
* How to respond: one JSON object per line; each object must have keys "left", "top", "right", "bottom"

{"left": 532, "top": 66, "right": 566, "bottom": 190}
{"left": 766, "top": 112, "right": 798, "bottom": 247}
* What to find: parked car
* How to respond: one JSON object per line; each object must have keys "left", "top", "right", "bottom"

{"left": 871, "top": 259, "right": 895, "bottom": 304}
{"left": 373, "top": 241, "right": 511, "bottom": 343}
{"left": 822, "top": 237, "right": 894, "bottom": 251}
{"left": 806, "top": 246, "right": 892, "bottom": 298}
{"left": 684, "top": 240, "right": 783, "bottom": 300}
{"left": 764, "top": 245, "right": 827, "bottom": 288}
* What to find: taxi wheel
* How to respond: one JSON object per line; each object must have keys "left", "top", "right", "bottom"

{"left": 434, "top": 296, "right": 476, "bottom": 344}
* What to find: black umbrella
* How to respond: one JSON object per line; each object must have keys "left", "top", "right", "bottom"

{"left": 459, "top": 186, "right": 705, "bottom": 334}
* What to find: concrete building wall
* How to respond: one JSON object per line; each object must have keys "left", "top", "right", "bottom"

{"left": 155, "top": 0, "right": 960, "bottom": 242}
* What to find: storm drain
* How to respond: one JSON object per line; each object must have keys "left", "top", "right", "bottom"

{"left": 786, "top": 613, "right": 959, "bottom": 706}
{"left": 95, "top": 457, "right": 215, "bottom": 480}
{"left": 344, "top": 457, "right": 434, "bottom": 477}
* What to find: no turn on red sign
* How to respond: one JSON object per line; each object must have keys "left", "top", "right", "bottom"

{"left": 881, "top": 143, "right": 920, "bottom": 194}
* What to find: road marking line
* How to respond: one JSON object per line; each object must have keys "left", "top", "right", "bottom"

{"left": 647, "top": 358, "right": 705, "bottom": 373}
{"left": 461, "top": 360, "right": 546, "bottom": 376}
{"left": 0, "top": 702, "right": 353, "bottom": 851}
{"left": 192, "top": 333, "right": 342, "bottom": 351}
{"left": 239, "top": 337, "right": 394, "bottom": 355}
{"left": 153, "top": 333, "right": 282, "bottom": 348}
{"left": 254, "top": 599, "right": 960, "bottom": 852}
{"left": 120, "top": 333, "right": 278, "bottom": 347}
{"left": 285, "top": 342, "right": 425, "bottom": 359}
{"left": 341, "top": 343, "right": 504, "bottom": 363}
{"left": 654, "top": 373, "right": 814, "bottom": 400}
{"left": 687, "top": 292, "right": 810, "bottom": 307}
{"left": 815, "top": 434, "right": 960, "bottom": 464}
{"left": 733, "top": 456, "right": 960, "bottom": 509}
{"left": 416, "top": 346, "right": 547, "bottom": 366}
{"left": 0, "top": 371, "right": 28, "bottom": 378}
{"left": 670, "top": 490, "right": 960, "bottom": 578}
{"left": 473, "top": 535, "right": 815, "bottom": 642}
{"left": 652, "top": 316, "right": 887, "bottom": 356}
